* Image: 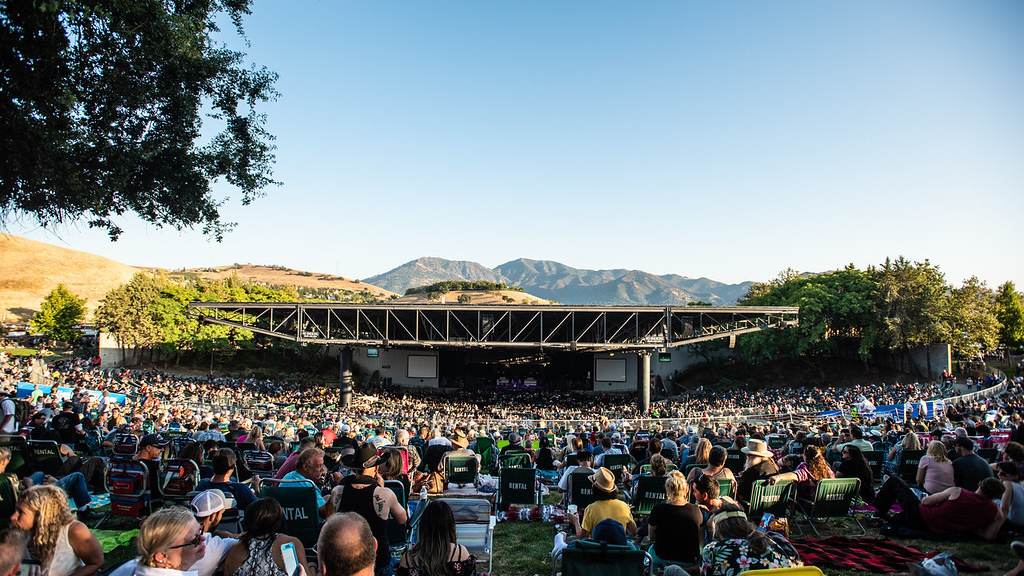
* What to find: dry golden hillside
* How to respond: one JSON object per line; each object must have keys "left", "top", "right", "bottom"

{"left": 0, "top": 234, "right": 140, "bottom": 322}
{"left": 393, "top": 290, "right": 552, "bottom": 305}
{"left": 179, "top": 265, "right": 395, "bottom": 298}
{"left": 0, "top": 235, "right": 397, "bottom": 322}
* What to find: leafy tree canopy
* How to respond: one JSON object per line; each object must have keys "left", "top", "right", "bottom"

{"left": 0, "top": 0, "right": 278, "bottom": 240}
{"left": 405, "top": 280, "right": 523, "bottom": 295}
{"left": 995, "top": 281, "right": 1024, "bottom": 348}
{"left": 30, "top": 283, "right": 86, "bottom": 342}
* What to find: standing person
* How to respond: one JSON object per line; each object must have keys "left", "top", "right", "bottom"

{"left": 330, "top": 444, "right": 407, "bottom": 576}
{"left": 648, "top": 471, "right": 703, "bottom": 568}
{"left": 10, "top": 486, "right": 104, "bottom": 576}
{"left": 397, "top": 500, "right": 476, "bottom": 576}
{"left": 221, "top": 498, "right": 311, "bottom": 576}
{"left": 736, "top": 439, "right": 779, "bottom": 504}
{"left": 0, "top": 390, "right": 18, "bottom": 434}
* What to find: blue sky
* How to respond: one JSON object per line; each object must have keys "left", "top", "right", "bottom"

{"left": 14, "top": 0, "right": 1024, "bottom": 287}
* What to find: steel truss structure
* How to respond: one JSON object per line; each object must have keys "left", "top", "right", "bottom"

{"left": 189, "top": 303, "right": 799, "bottom": 351}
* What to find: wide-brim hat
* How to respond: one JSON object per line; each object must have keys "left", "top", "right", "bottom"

{"left": 452, "top": 430, "right": 469, "bottom": 449}
{"left": 740, "top": 439, "right": 773, "bottom": 458}
{"left": 589, "top": 467, "right": 616, "bottom": 492}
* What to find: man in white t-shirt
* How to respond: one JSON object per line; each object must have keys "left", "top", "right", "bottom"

{"left": 0, "top": 392, "right": 17, "bottom": 434}
{"left": 189, "top": 490, "right": 239, "bottom": 576}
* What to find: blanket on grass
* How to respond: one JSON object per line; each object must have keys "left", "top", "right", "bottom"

{"left": 792, "top": 537, "right": 987, "bottom": 574}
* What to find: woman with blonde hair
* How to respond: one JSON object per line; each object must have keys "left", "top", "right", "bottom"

{"left": 10, "top": 485, "right": 103, "bottom": 576}
{"left": 916, "top": 440, "right": 954, "bottom": 494}
{"left": 117, "top": 506, "right": 207, "bottom": 576}
{"left": 648, "top": 470, "right": 703, "bottom": 567}
{"left": 885, "top": 432, "right": 920, "bottom": 474}
{"left": 247, "top": 425, "right": 266, "bottom": 452}
{"left": 687, "top": 438, "right": 712, "bottom": 468}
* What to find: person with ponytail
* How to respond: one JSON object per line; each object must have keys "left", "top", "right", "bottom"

{"left": 10, "top": 485, "right": 103, "bottom": 576}
{"left": 397, "top": 500, "right": 475, "bottom": 576}
{"left": 700, "top": 504, "right": 801, "bottom": 576}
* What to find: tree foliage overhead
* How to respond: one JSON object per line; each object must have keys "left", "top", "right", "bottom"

{"left": 995, "top": 282, "right": 1024, "bottom": 348}
{"left": 0, "top": 0, "right": 279, "bottom": 240}
{"left": 30, "top": 283, "right": 85, "bottom": 342}
{"left": 739, "top": 257, "right": 1007, "bottom": 370}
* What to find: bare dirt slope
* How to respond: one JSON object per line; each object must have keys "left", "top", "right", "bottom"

{"left": 0, "top": 234, "right": 140, "bottom": 321}
{"left": 393, "top": 290, "right": 552, "bottom": 305}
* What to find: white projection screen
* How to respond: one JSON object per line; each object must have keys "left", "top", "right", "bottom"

{"left": 407, "top": 355, "right": 438, "bottom": 379}
{"left": 594, "top": 358, "right": 627, "bottom": 382}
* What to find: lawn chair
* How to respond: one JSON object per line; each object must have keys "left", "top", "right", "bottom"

{"left": 557, "top": 540, "right": 652, "bottom": 576}
{"left": 633, "top": 475, "right": 667, "bottom": 515}
{"left": 767, "top": 435, "right": 788, "bottom": 450}
{"left": 444, "top": 454, "right": 479, "bottom": 487}
{"left": 497, "top": 467, "right": 539, "bottom": 510}
{"left": 243, "top": 450, "right": 276, "bottom": 477}
{"left": 746, "top": 479, "right": 794, "bottom": 520}
{"left": 260, "top": 479, "right": 321, "bottom": 549}
{"left": 638, "top": 463, "right": 677, "bottom": 475}
{"left": 385, "top": 479, "right": 409, "bottom": 556}
{"left": 601, "top": 454, "right": 632, "bottom": 484}
{"left": 718, "top": 478, "right": 735, "bottom": 500}
{"left": 113, "top": 433, "right": 139, "bottom": 457}
{"left": 27, "top": 440, "right": 63, "bottom": 476}
{"left": 0, "top": 435, "right": 29, "bottom": 476}
{"left": 863, "top": 451, "right": 884, "bottom": 483}
{"left": 564, "top": 453, "right": 579, "bottom": 467}
{"left": 796, "top": 477, "right": 864, "bottom": 536}
{"left": 567, "top": 471, "right": 597, "bottom": 511}
{"left": 475, "top": 437, "right": 496, "bottom": 473}
{"left": 105, "top": 458, "right": 155, "bottom": 520}
{"left": 896, "top": 450, "right": 925, "bottom": 485}
{"left": 157, "top": 458, "right": 200, "bottom": 505}
{"left": 500, "top": 451, "right": 532, "bottom": 469}
{"left": 439, "top": 498, "right": 496, "bottom": 574}
{"left": 725, "top": 449, "right": 745, "bottom": 474}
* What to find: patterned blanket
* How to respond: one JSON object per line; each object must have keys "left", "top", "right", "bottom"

{"left": 792, "top": 537, "right": 987, "bottom": 574}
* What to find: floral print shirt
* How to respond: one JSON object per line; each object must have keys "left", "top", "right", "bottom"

{"left": 700, "top": 537, "right": 801, "bottom": 576}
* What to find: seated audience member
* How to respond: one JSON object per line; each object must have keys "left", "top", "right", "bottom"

{"left": 318, "top": 513, "right": 377, "bottom": 576}
{"left": 178, "top": 442, "right": 214, "bottom": 479}
{"left": 648, "top": 470, "right": 703, "bottom": 568}
{"left": 282, "top": 447, "right": 335, "bottom": 518}
{"left": 120, "top": 506, "right": 206, "bottom": 576}
{"left": 0, "top": 446, "right": 97, "bottom": 521}
{"left": 565, "top": 467, "right": 636, "bottom": 538}
{"left": 558, "top": 450, "right": 595, "bottom": 494}
{"left": 692, "top": 473, "right": 738, "bottom": 521}
{"left": 196, "top": 449, "right": 260, "bottom": 510}
{"left": 834, "top": 444, "right": 874, "bottom": 503}
{"left": 395, "top": 429, "right": 422, "bottom": 473}
{"left": 737, "top": 439, "right": 779, "bottom": 503}
{"left": 189, "top": 490, "right": 239, "bottom": 576}
{"left": 274, "top": 437, "right": 316, "bottom": 479}
{"left": 0, "top": 531, "right": 27, "bottom": 576}
{"left": 534, "top": 436, "right": 558, "bottom": 471}
{"left": 917, "top": 440, "right": 955, "bottom": 494}
{"left": 837, "top": 425, "right": 873, "bottom": 453}
{"left": 687, "top": 446, "right": 735, "bottom": 485}
{"left": 768, "top": 445, "right": 834, "bottom": 501}
{"left": 998, "top": 462, "right": 1024, "bottom": 529}
{"left": 398, "top": 500, "right": 476, "bottom": 576}
{"left": 874, "top": 476, "right": 1005, "bottom": 540}
{"left": 331, "top": 443, "right": 408, "bottom": 574}
{"left": 447, "top": 430, "right": 482, "bottom": 467}
{"left": 11, "top": 486, "right": 103, "bottom": 576}
{"left": 700, "top": 505, "right": 801, "bottom": 575}
{"left": 953, "top": 437, "right": 994, "bottom": 491}
{"left": 885, "top": 432, "right": 921, "bottom": 475}
{"left": 686, "top": 438, "right": 712, "bottom": 468}
{"left": 222, "top": 498, "right": 311, "bottom": 576}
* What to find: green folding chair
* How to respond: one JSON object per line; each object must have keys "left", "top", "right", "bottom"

{"left": 897, "top": 450, "right": 925, "bottom": 485}
{"left": 558, "top": 540, "right": 652, "bottom": 576}
{"left": 796, "top": 477, "right": 864, "bottom": 536}
{"left": 717, "top": 478, "right": 735, "bottom": 499}
{"left": 602, "top": 454, "right": 632, "bottom": 484}
{"left": 475, "top": 437, "right": 496, "bottom": 473}
{"left": 724, "top": 449, "right": 745, "bottom": 474}
{"left": 746, "top": 479, "right": 794, "bottom": 520}
{"left": 568, "top": 472, "right": 597, "bottom": 511}
{"left": 261, "top": 481, "right": 321, "bottom": 548}
{"left": 498, "top": 467, "right": 539, "bottom": 510}
{"left": 500, "top": 451, "right": 532, "bottom": 469}
{"left": 445, "top": 454, "right": 479, "bottom": 487}
{"left": 633, "top": 475, "right": 667, "bottom": 515}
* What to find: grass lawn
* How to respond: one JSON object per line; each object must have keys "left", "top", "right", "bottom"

{"left": 0, "top": 347, "right": 50, "bottom": 357}
{"left": 490, "top": 513, "right": 1015, "bottom": 576}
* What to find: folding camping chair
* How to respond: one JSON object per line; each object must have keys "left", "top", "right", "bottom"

{"left": 746, "top": 479, "right": 794, "bottom": 520}
{"left": 243, "top": 450, "right": 276, "bottom": 477}
{"left": 557, "top": 540, "right": 652, "bottom": 576}
{"left": 385, "top": 479, "right": 409, "bottom": 556}
{"left": 897, "top": 450, "right": 925, "bottom": 485}
{"left": 632, "top": 475, "right": 667, "bottom": 515}
{"left": 796, "top": 477, "right": 864, "bottom": 536}
{"left": 105, "top": 458, "right": 156, "bottom": 521}
{"left": 725, "top": 449, "right": 745, "bottom": 474}
{"left": 261, "top": 479, "right": 321, "bottom": 549}
{"left": 27, "top": 440, "right": 63, "bottom": 476}
{"left": 0, "top": 435, "right": 29, "bottom": 476}
{"left": 499, "top": 451, "right": 532, "bottom": 469}
{"left": 438, "top": 498, "right": 496, "bottom": 574}
{"left": 567, "top": 471, "right": 597, "bottom": 511}
{"left": 601, "top": 454, "right": 632, "bottom": 484}
{"left": 444, "top": 454, "right": 479, "bottom": 487}
{"left": 157, "top": 458, "right": 200, "bottom": 505}
{"left": 475, "top": 437, "right": 496, "bottom": 474}
{"left": 497, "top": 467, "right": 539, "bottom": 510}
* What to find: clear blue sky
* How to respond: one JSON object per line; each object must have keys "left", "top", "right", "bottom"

{"left": 14, "top": 0, "right": 1024, "bottom": 287}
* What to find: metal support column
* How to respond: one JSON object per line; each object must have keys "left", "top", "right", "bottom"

{"left": 340, "top": 346, "right": 354, "bottom": 408}
{"left": 637, "top": 351, "right": 651, "bottom": 414}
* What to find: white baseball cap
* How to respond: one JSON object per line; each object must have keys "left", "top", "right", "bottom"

{"left": 190, "top": 489, "right": 233, "bottom": 518}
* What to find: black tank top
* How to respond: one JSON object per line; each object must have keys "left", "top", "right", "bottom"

{"left": 338, "top": 479, "right": 389, "bottom": 568}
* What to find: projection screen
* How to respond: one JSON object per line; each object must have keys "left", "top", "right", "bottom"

{"left": 407, "top": 355, "right": 438, "bottom": 379}
{"left": 594, "top": 357, "right": 627, "bottom": 382}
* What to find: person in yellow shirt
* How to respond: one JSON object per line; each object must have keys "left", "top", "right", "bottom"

{"left": 565, "top": 467, "right": 637, "bottom": 538}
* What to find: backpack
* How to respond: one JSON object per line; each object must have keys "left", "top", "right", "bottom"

{"left": 12, "top": 399, "right": 32, "bottom": 430}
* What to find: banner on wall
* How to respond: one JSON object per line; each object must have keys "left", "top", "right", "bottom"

{"left": 16, "top": 382, "right": 127, "bottom": 406}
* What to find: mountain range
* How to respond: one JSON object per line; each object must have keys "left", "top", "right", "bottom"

{"left": 364, "top": 257, "right": 754, "bottom": 306}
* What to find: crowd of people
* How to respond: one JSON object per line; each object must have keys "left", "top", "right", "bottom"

{"left": 0, "top": 349, "right": 1022, "bottom": 576}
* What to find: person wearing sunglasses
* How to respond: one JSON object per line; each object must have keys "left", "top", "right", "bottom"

{"left": 9, "top": 485, "right": 104, "bottom": 576}
{"left": 111, "top": 507, "right": 207, "bottom": 576}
